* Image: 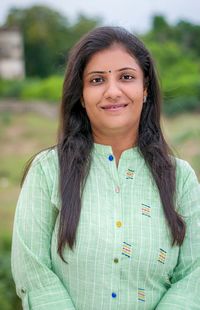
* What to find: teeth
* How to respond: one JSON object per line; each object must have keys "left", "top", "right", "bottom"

{"left": 102, "top": 104, "right": 127, "bottom": 110}
{"left": 103, "top": 104, "right": 126, "bottom": 109}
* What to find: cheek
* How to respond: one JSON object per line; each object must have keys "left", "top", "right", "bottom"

{"left": 124, "top": 83, "right": 144, "bottom": 100}
{"left": 83, "top": 86, "right": 102, "bottom": 103}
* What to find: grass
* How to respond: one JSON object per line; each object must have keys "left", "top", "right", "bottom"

{"left": 0, "top": 112, "right": 58, "bottom": 240}
{"left": 162, "top": 113, "right": 200, "bottom": 178}
{"left": 0, "top": 111, "right": 200, "bottom": 240}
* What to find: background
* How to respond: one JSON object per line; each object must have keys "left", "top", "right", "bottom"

{"left": 0, "top": 1, "right": 200, "bottom": 309}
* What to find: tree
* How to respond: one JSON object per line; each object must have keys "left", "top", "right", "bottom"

{"left": 173, "top": 20, "right": 200, "bottom": 58}
{"left": 4, "top": 6, "right": 101, "bottom": 77}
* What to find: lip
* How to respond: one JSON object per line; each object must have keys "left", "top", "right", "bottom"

{"left": 101, "top": 103, "right": 128, "bottom": 111}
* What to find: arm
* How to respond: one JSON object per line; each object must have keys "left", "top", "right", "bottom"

{"left": 156, "top": 162, "right": 200, "bottom": 310}
{"left": 11, "top": 152, "right": 76, "bottom": 310}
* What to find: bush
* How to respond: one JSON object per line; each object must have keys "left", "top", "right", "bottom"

{"left": 21, "top": 75, "right": 63, "bottom": 102}
{"left": 163, "top": 96, "right": 200, "bottom": 115}
{"left": 0, "top": 80, "right": 25, "bottom": 98}
{"left": 0, "top": 235, "right": 22, "bottom": 310}
{"left": 0, "top": 75, "right": 63, "bottom": 103}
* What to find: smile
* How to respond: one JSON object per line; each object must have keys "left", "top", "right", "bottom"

{"left": 101, "top": 104, "right": 128, "bottom": 111}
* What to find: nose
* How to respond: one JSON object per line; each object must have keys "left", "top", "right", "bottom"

{"left": 104, "top": 78, "right": 122, "bottom": 100}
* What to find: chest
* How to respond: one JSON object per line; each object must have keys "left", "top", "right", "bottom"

{"left": 56, "top": 159, "right": 179, "bottom": 283}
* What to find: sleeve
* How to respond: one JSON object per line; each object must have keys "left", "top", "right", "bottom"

{"left": 11, "top": 156, "right": 76, "bottom": 310}
{"left": 156, "top": 162, "right": 200, "bottom": 310}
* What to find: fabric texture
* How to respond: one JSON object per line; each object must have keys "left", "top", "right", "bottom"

{"left": 11, "top": 144, "right": 200, "bottom": 310}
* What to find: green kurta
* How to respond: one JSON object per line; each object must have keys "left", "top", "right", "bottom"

{"left": 11, "top": 144, "right": 200, "bottom": 309}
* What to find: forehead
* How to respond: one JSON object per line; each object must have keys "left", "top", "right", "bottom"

{"left": 84, "top": 45, "right": 141, "bottom": 73}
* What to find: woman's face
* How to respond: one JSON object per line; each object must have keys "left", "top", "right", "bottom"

{"left": 82, "top": 44, "right": 147, "bottom": 140}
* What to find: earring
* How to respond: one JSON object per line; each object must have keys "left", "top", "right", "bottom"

{"left": 81, "top": 99, "right": 85, "bottom": 108}
{"left": 143, "top": 96, "right": 147, "bottom": 103}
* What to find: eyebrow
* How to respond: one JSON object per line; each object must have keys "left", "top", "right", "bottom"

{"left": 85, "top": 67, "right": 137, "bottom": 76}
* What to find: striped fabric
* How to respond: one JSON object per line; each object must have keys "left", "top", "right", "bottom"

{"left": 11, "top": 144, "right": 200, "bottom": 310}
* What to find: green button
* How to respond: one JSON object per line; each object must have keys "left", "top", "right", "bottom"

{"left": 114, "top": 258, "right": 119, "bottom": 263}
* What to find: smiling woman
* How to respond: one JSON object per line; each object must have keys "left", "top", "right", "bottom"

{"left": 11, "top": 26, "right": 200, "bottom": 310}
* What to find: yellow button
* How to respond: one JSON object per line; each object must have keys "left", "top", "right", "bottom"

{"left": 116, "top": 221, "right": 122, "bottom": 228}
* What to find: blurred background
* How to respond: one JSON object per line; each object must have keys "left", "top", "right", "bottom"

{"left": 0, "top": 0, "right": 200, "bottom": 309}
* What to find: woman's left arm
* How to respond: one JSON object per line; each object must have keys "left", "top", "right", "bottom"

{"left": 156, "top": 162, "right": 200, "bottom": 310}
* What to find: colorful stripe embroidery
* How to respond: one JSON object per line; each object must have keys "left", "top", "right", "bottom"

{"left": 158, "top": 248, "right": 167, "bottom": 264}
{"left": 141, "top": 203, "right": 151, "bottom": 217}
{"left": 122, "top": 242, "right": 132, "bottom": 258}
{"left": 138, "top": 288, "right": 145, "bottom": 302}
{"left": 126, "top": 169, "right": 135, "bottom": 179}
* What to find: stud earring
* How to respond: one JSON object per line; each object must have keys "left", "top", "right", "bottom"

{"left": 81, "top": 99, "right": 85, "bottom": 108}
{"left": 143, "top": 96, "right": 147, "bottom": 103}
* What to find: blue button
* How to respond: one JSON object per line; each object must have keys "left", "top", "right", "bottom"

{"left": 108, "top": 155, "right": 114, "bottom": 161}
{"left": 112, "top": 292, "right": 117, "bottom": 298}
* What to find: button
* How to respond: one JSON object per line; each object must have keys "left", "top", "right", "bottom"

{"left": 114, "top": 258, "right": 119, "bottom": 263}
{"left": 115, "top": 186, "right": 120, "bottom": 193}
{"left": 21, "top": 288, "right": 26, "bottom": 294}
{"left": 108, "top": 155, "right": 114, "bottom": 161}
{"left": 112, "top": 292, "right": 117, "bottom": 298}
{"left": 116, "top": 221, "right": 122, "bottom": 228}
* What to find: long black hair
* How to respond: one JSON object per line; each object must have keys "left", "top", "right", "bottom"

{"left": 24, "top": 26, "right": 186, "bottom": 261}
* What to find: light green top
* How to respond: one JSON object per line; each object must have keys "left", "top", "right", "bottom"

{"left": 11, "top": 144, "right": 200, "bottom": 310}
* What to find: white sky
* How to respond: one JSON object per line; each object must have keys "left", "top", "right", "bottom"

{"left": 1, "top": 0, "right": 200, "bottom": 33}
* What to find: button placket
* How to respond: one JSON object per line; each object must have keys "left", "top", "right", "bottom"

{"left": 107, "top": 151, "right": 123, "bottom": 303}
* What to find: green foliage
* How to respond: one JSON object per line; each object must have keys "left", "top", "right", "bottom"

{"left": 0, "top": 79, "right": 25, "bottom": 98}
{"left": 5, "top": 6, "right": 101, "bottom": 77}
{"left": 0, "top": 75, "right": 63, "bottom": 102}
{"left": 21, "top": 75, "right": 63, "bottom": 102}
{"left": 149, "top": 15, "right": 200, "bottom": 57}
{"left": 163, "top": 96, "right": 200, "bottom": 115}
{"left": 6, "top": 6, "right": 70, "bottom": 77}
{"left": 0, "top": 236, "right": 22, "bottom": 310}
{"left": 142, "top": 18, "right": 200, "bottom": 115}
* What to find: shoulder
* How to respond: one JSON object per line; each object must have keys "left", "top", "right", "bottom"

{"left": 24, "top": 147, "right": 60, "bottom": 204}
{"left": 28, "top": 147, "right": 59, "bottom": 184}
{"left": 31, "top": 146, "right": 59, "bottom": 183}
{"left": 175, "top": 157, "right": 198, "bottom": 187}
{"left": 32, "top": 146, "right": 58, "bottom": 170}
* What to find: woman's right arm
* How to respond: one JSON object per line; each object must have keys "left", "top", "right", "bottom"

{"left": 11, "top": 153, "right": 76, "bottom": 310}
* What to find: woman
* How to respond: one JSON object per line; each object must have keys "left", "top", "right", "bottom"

{"left": 12, "top": 26, "right": 200, "bottom": 309}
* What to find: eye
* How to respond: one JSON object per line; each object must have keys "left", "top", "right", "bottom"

{"left": 90, "top": 77, "right": 104, "bottom": 84}
{"left": 121, "top": 74, "right": 134, "bottom": 80}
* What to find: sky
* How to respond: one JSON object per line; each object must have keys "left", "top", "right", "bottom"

{"left": 1, "top": 0, "right": 200, "bottom": 33}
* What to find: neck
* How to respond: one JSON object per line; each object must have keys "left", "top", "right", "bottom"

{"left": 93, "top": 130, "right": 138, "bottom": 165}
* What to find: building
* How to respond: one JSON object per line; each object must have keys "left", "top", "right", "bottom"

{"left": 0, "top": 27, "right": 25, "bottom": 79}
